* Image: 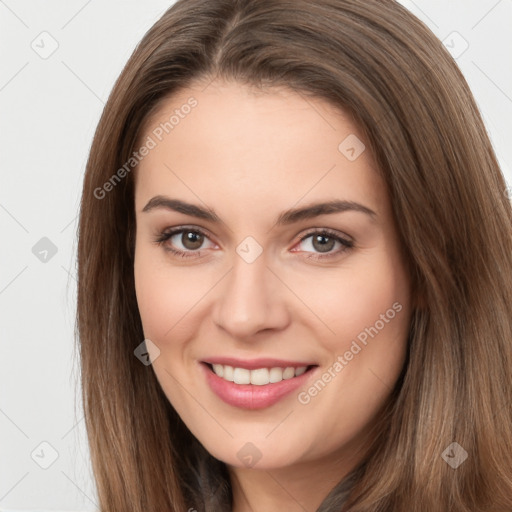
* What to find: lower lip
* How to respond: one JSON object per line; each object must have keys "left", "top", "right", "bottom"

{"left": 201, "top": 363, "right": 316, "bottom": 410}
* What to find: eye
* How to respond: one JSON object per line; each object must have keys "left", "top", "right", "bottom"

{"left": 293, "top": 229, "right": 354, "bottom": 260}
{"left": 154, "top": 226, "right": 354, "bottom": 261}
{"left": 154, "top": 226, "right": 215, "bottom": 258}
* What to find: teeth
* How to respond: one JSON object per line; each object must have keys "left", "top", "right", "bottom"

{"left": 233, "top": 367, "right": 251, "bottom": 384}
{"left": 212, "top": 364, "right": 224, "bottom": 378}
{"left": 269, "top": 367, "right": 283, "bottom": 383}
{"left": 223, "top": 365, "right": 234, "bottom": 382}
{"left": 295, "top": 366, "right": 307, "bottom": 376}
{"left": 250, "top": 368, "right": 269, "bottom": 386}
{"left": 283, "top": 367, "right": 295, "bottom": 379}
{"left": 211, "top": 364, "right": 308, "bottom": 385}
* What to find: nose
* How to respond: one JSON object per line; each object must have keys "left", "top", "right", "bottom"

{"left": 212, "top": 249, "right": 290, "bottom": 340}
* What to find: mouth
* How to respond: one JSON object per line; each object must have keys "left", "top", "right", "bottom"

{"left": 200, "top": 359, "right": 318, "bottom": 410}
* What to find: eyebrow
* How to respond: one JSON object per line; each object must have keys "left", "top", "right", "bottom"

{"left": 142, "top": 195, "right": 377, "bottom": 225}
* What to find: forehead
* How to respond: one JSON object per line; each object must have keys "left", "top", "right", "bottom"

{"left": 134, "top": 80, "right": 388, "bottom": 222}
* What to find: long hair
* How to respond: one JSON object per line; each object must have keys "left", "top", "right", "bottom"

{"left": 76, "top": 0, "right": 512, "bottom": 510}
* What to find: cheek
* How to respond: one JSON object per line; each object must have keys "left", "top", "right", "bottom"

{"left": 293, "top": 250, "right": 411, "bottom": 422}
{"left": 295, "top": 254, "right": 408, "bottom": 350}
{"left": 325, "top": 265, "right": 409, "bottom": 396}
{"left": 134, "top": 246, "right": 220, "bottom": 348}
{"left": 134, "top": 247, "right": 186, "bottom": 342}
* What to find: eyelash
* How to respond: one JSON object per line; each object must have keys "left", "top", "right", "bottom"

{"left": 153, "top": 226, "right": 354, "bottom": 261}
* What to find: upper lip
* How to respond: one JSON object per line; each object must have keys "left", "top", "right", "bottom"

{"left": 202, "top": 357, "right": 317, "bottom": 370}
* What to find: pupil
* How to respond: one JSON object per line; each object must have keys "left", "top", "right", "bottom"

{"left": 313, "top": 234, "right": 334, "bottom": 253}
{"left": 183, "top": 231, "right": 203, "bottom": 250}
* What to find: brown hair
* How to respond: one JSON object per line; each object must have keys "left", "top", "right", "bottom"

{"left": 76, "top": 0, "right": 512, "bottom": 510}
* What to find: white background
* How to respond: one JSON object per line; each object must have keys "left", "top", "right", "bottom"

{"left": 1, "top": 1, "right": 511, "bottom": 510}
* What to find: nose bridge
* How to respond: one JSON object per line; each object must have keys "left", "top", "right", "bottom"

{"left": 213, "top": 244, "right": 288, "bottom": 338}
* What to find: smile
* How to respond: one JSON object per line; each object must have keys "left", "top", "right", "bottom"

{"left": 201, "top": 358, "right": 318, "bottom": 410}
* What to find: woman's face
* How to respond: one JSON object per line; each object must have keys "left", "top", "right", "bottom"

{"left": 134, "top": 80, "right": 413, "bottom": 471}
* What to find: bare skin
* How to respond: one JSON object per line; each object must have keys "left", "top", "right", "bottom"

{"left": 133, "top": 79, "right": 413, "bottom": 512}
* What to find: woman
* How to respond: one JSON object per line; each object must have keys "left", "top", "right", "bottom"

{"left": 77, "top": 0, "right": 512, "bottom": 510}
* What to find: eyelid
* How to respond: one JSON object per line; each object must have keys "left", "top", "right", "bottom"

{"left": 296, "top": 227, "right": 353, "bottom": 244}
{"left": 292, "top": 227, "right": 354, "bottom": 260}
{"left": 153, "top": 225, "right": 216, "bottom": 253}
